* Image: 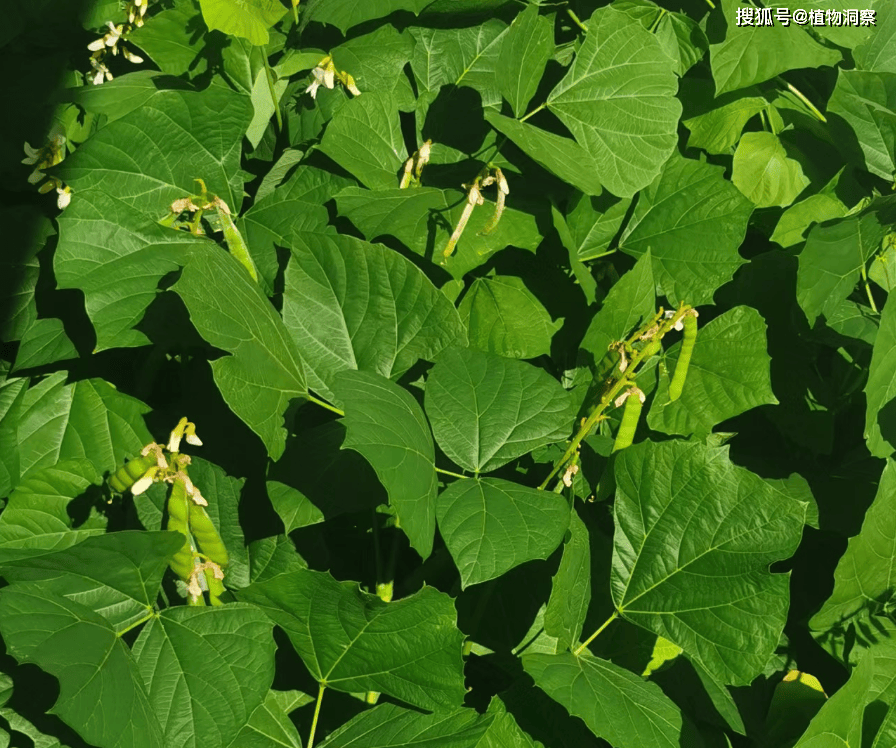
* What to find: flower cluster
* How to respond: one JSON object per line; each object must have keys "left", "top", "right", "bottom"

{"left": 442, "top": 166, "right": 510, "bottom": 259}
{"left": 22, "top": 128, "right": 72, "bottom": 209}
{"left": 130, "top": 417, "right": 206, "bottom": 502}
{"left": 86, "top": 1, "right": 148, "bottom": 85}
{"left": 305, "top": 55, "right": 362, "bottom": 100}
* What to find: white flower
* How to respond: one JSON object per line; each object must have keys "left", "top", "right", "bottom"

{"left": 305, "top": 66, "right": 331, "bottom": 99}
{"left": 122, "top": 47, "right": 143, "bottom": 63}
{"left": 56, "top": 185, "right": 72, "bottom": 210}
{"left": 105, "top": 22, "right": 123, "bottom": 45}
{"left": 89, "top": 57, "right": 113, "bottom": 84}
{"left": 344, "top": 73, "right": 361, "bottom": 96}
{"left": 87, "top": 37, "right": 106, "bottom": 51}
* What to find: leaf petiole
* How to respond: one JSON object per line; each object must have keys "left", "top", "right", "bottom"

{"left": 306, "top": 683, "right": 326, "bottom": 748}
{"left": 574, "top": 610, "right": 619, "bottom": 655}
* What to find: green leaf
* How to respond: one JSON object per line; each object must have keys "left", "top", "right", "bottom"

{"left": 132, "top": 605, "right": 275, "bottom": 748}
{"left": 247, "top": 535, "right": 307, "bottom": 585}
{"left": 496, "top": 4, "right": 553, "bottom": 118}
{"left": 437, "top": 477, "right": 569, "bottom": 588}
{"left": 619, "top": 153, "right": 752, "bottom": 305}
{"left": 484, "top": 112, "right": 604, "bottom": 196}
{"left": 765, "top": 0, "right": 872, "bottom": 50}
{"left": 409, "top": 21, "right": 508, "bottom": 108}
{"left": 334, "top": 186, "right": 543, "bottom": 280}
{"left": 459, "top": 276, "right": 560, "bottom": 360}
{"left": 54, "top": 87, "right": 252, "bottom": 350}
{"left": 229, "top": 689, "right": 310, "bottom": 748}
{"left": 544, "top": 510, "right": 591, "bottom": 651}
{"left": 198, "top": 0, "right": 285, "bottom": 45}
{"left": 648, "top": 306, "right": 778, "bottom": 436}
{"left": 15, "top": 372, "right": 153, "bottom": 477}
{"left": 683, "top": 93, "right": 767, "bottom": 155}
{"left": 129, "top": 0, "right": 205, "bottom": 77}
{"left": 303, "top": 0, "right": 432, "bottom": 33}
{"left": 425, "top": 347, "right": 575, "bottom": 473}
{"left": 0, "top": 207, "right": 50, "bottom": 344}
{"left": 732, "top": 132, "right": 810, "bottom": 208}
{"left": 319, "top": 701, "right": 539, "bottom": 747}
{"left": 828, "top": 70, "right": 896, "bottom": 182}
{"left": 552, "top": 192, "right": 632, "bottom": 262}
{"left": 0, "top": 586, "right": 164, "bottom": 748}
{"left": 797, "top": 198, "right": 895, "bottom": 327}
{"left": 235, "top": 569, "right": 466, "bottom": 710}
{"left": 867, "top": 294, "right": 896, "bottom": 459}
{"left": 12, "top": 318, "right": 77, "bottom": 371}
{"left": 283, "top": 232, "right": 466, "bottom": 402}
{"left": 0, "top": 460, "right": 104, "bottom": 552}
{"left": 709, "top": 0, "right": 841, "bottom": 96}
{"left": 855, "top": 6, "right": 896, "bottom": 74}
{"left": 771, "top": 192, "right": 850, "bottom": 248}
{"left": 319, "top": 93, "right": 405, "bottom": 189}
{"left": 523, "top": 651, "right": 685, "bottom": 748}
{"left": 0, "top": 378, "right": 28, "bottom": 497}
{"left": 611, "top": 440, "right": 806, "bottom": 685}
{"left": 173, "top": 246, "right": 308, "bottom": 461}
{"left": 0, "top": 532, "right": 182, "bottom": 633}
{"left": 811, "top": 460, "right": 896, "bottom": 630}
{"left": 336, "top": 370, "right": 438, "bottom": 560}
{"left": 331, "top": 25, "right": 416, "bottom": 110}
{"left": 545, "top": 6, "right": 681, "bottom": 198}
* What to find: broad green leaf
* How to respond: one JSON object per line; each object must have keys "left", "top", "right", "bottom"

{"left": 828, "top": 70, "right": 896, "bottom": 182}
{"left": 198, "top": 0, "right": 285, "bottom": 45}
{"left": 765, "top": 0, "right": 872, "bottom": 50}
{"left": 871, "top": 241, "right": 896, "bottom": 292}
{"left": 579, "top": 251, "right": 655, "bottom": 374}
{"left": 709, "top": 0, "right": 841, "bottom": 96}
{"left": 497, "top": 4, "right": 553, "bottom": 118}
{"left": 15, "top": 372, "right": 153, "bottom": 477}
{"left": 331, "top": 25, "right": 416, "bottom": 110}
{"left": 612, "top": 440, "right": 807, "bottom": 685}
{"left": 545, "top": 6, "right": 681, "bottom": 198}
{"left": 12, "top": 318, "right": 77, "bottom": 371}
{"left": 0, "top": 460, "right": 104, "bottom": 552}
{"left": 855, "top": 4, "right": 896, "bottom": 74}
{"left": 825, "top": 298, "right": 880, "bottom": 346}
{"left": 641, "top": 637, "right": 683, "bottom": 677}
{"left": 334, "top": 186, "right": 542, "bottom": 280}
{"left": 0, "top": 207, "right": 49, "bottom": 344}
{"left": 683, "top": 94, "right": 767, "bottom": 155}
{"left": 544, "top": 511, "right": 591, "bottom": 651}
{"left": 129, "top": 0, "right": 205, "bottom": 76}
{"left": 867, "top": 295, "right": 896, "bottom": 459}
{"left": 523, "top": 652, "right": 685, "bottom": 748}
{"left": 54, "top": 87, "right": 252, "bottom": 350}
{"left": 771, "top": 193, "right": 850, "bottom": 248}
{"left": 0, "top": 378, "right": 27, "bottom": 497}
{"left": 229, "top": 689, "right": 309, "bottom": 748}
{"left": 553, "top": 192, "right": 633, "bottom": 262}
{"left": 484, "top": 112, "right": 604, "bottom": 196}
{"left": 238, "top": 165, "right": 351, "bottom": 291}
{"left": 173, "top": 247, "right": 308, "bottom": 461}
{"left": 0, "top": 586, "right": 164, "bottom": 748}
{"left": 619, "top": 153, "right": 752, "bottom": 305}
{"left": 425, "top": 347, "right": 575, "bottom": 473}
{"left": 247, "top": 535, "right": 307, "bottom": 585}
{"left": 303, "top": 0, "right": 432, "bottom": 33}
{"left": 811, "top": 461, "right": 896, "bottom": 630}
{"left": 319, "top": 93, "right": 405, "bottom": 189}
{"left": 459, "top": 276, "right": 560, "bottom": 360}
{"left": 732, "top": 132, "right": 810, "bottom": 208}
{"left": 437, "top": 477, "right": 569, "bottom": 588}
{"left": 648, "top": 306, "right": 778, "bottom": 436}
{"left": 320, "top": 701, "right": 538, "bottom": 747}
{"left": 0, "top": 531, "right": 182, "bottom": 632}
{"left": 283, "top": 232, "right": 466, "bottom": 402}
{"left": 336, "top": 370, "right": 438, "bottom": 560}
{"left": 409, "top": 21, "right": 508, "bottom": 108}
{"left": 70, "top": 72, "right": 187, "bottom": 123}
{"left": 132, "top": 605, "right": 275, "bottom": 748}
{"left": 797, "top": 198, "right": 895, "bottom": 327}
{"left": 235, "top": 569, "right": 466, "bottom": 710}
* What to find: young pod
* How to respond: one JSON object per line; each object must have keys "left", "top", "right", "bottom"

{"left": 167, "top": 478, "right": 197, "bottom": 581}
{"left": 109, "top": 453, "right": 157, "bottom": 493}
{"left": 204, "top": 566, "right": 226, "bottom": 606}
{"left": 188, "top": 502, "right": 229, "bottom": 568}
{"left": 215, "top": 203, "right": 259, "bottom": 283}
{"left": 612, "top": 387, "right": 645, "bottom": 453}
{"left": 668, "top": 311, "right": 698, "bottom": 402}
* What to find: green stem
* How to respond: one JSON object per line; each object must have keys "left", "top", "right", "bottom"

{"left": 777, "top": 77, "right": 826, "bottom": 123}
{"left": 573, "top": 610, "right": 619, "bottom": 656}
{"left": 861, "top": 259, "right": 879, "bottom": 313}
{"left": 307, "top": 683, "right": 325, "bottom": 748}
{"left": 519, "top": 103, "right": 547, "bottom": 123}
{"left": 586, "top": 248, "right": 617, "bottom": 261}
{"left": 307, "top": 393, "right": 344, "bottom": 416}
{"left": 117, "top": 610, "right": 156, "bottom": 638}
{"left": 263, "top": 54, "right": 283, "bottom": 131}
{"left": 648, "top": 8, "right": 667, "bottom": 33}
{"left": 703, "top": 0, "right": 716, "bottom": 9}
{"left": 435, "top": 466, "right": 468, "bottom": 480}
{"left": 566, "top": 8, "right": 589, "bottom": 33}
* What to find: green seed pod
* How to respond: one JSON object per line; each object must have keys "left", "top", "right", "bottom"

{"left": 204, "top": 567, "right": 226, "bottom": 606}
{"left": 189, "top": 502, "right": 229, "bottom": 568}
{"left": 639, "top": 338, "right": 661, "bottom": 360}
{"left": 109, "top": 453, "right": 157, "bottom": 493}
{"left": 612, "top": 388, "right": 645, "bottom": 453}
{"left": 668, "top": 312, "right": 698, "bottom": 402}
{"left": 167, "top": 478, "right": 196, "bottom": 581}
{"left": 216, "top": 205, "right": 259, "bottom": 283}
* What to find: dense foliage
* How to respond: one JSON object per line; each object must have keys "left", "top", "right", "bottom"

{"left": 1, "top": 0, "right": 895, "bottom": 746}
